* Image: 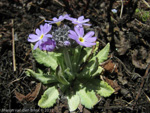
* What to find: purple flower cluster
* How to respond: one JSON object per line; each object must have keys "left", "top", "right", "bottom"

{"left": 28, "top": 14, "right": 97, "bottom": 51}
{"left": 28, "top": 23, "right": 56, "bottom": 51}
{"left": 69, "top": 26, "right": 96, "bottom": 47}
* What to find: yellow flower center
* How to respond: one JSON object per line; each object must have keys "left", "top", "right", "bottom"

{"left": 40, "top": 34, "right": 44, "bottom": 39}
{"left": 79, "top": 37, "right": 84, "bottom": 42}
{"left": 56, "top": 21, "right": 61, "bottom": 26}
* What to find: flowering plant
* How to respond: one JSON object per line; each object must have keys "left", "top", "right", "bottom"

{"left": 26, "top": 14, "right": 114, "bottom": 111}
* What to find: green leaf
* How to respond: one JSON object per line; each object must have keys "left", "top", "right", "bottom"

{"left": 71, "top": 46, "right": 82, "bottom": 71}
{"left": 67, "top": 93, "right": 80, "bottom": 112}
{"left": 97, "top": 81, "right": 115, "bottom": 97}
{"left": 91, "top": 66, "right": 103, "bottom": 77}
{"left": 93, "top": 41, "right": 100, "bottom": 56}
{"left": 38, "top": 86, "right": 59, "bottom": 108}
{"left": 79, "top": 58, "right": 99, "bottom": 78}
{"left": 77, "top": 88, "right": 98, "bottom": 109}
{"left": 91, "top": 43, "right": 110, "bottom": 63}
{"left": 31, "top": 44, "right": 59, "bottom": 70}
{"left": 77, "top": 47, "right": 93, "bottom": 69}
{"left": 26, "top": 69, "right": 57, "bottom": 84}
{"left": 64, "top": 68, "right": 75, "bottom": 81}
{"left": 56, "top": 66, "right": 70, "bottom": 85}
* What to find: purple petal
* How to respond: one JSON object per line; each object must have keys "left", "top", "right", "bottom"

{"left": 83, "top": 23, "right": 91, "bottom": 26}
{"left": 81, "top": 19, "right": 90, "bottom": 23}
{"left": 38, "top": 40, "right": 42, "bottom": 50}
{"left": 59, "top": 15, "right": 63, "bottom": 19}
{"left": 42, "top": 36, "right": 49, "bottom": 42}
{"left": 75, "top": 24, "right": 83, "bottom": 28}
{"left": 83, "top": 42, "right": 96, "bottom": 47}
{"left": 74, "top": 26, "right": 81, "bottom": 36}
{"left": 79, "top": 27, "right": 84, "bottom": 37}
{"left": 85, "top": 37, "right": 97, "bottom": 42}
{"left": 28, "top": 34, "right": 40, "bottom": 42}
{"left": 36, "top": 28, "right": 41, "bottom": 35}
{"left": 78, "top": 16, "right": 84, "bottom": 21}
{"left": 45, "top": 20, "right": 53, "bottom": 23}
{"left": 45, "top": 34, "right": 52, "bottom": 38}
{"left": 68, "top": 34, "right": 77, "bottom": 40}
{"left": 53, "top": 17, "right": 58, "bottom": 21}
{"left": 33, "top": 41, "right": 39, "bottom": 50}
{"left": 69, "top": 30, "right": 77, "bottom": 37}
{"left": 84, "top": 31, "right": 94, "bottom": 39}
{"left": 64, "top": 41, "right": 70, "bottom": 46}
{"left": 40, "top": 25, "right": 44, "bottom": 34}
{"left": 43, "top": 24, "right": 52, "bottom": 34}
{"left": 63, "top": 14, "right": 70, "bottom": 19}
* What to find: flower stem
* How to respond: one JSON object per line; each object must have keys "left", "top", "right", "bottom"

{"left": 63, "top": 48, "right": 73, "bottom": 72}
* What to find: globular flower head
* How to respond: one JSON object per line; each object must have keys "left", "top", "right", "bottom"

{"left": 41, "top": 38, "right": 56, "bottom": 52}
{"left": 45, "top": 14, "right": 70, "bottom": 26}
{"left": 68, "top": 16, "right": 91, "bottom": 27}
{"left": 28, "top": 23, "right": 52, "bottom": 50}
{"left": 68, "top": 26, "right": 97, "bottom": 47}
{"left": 52, "top": 25, "right": 72, "bottom": 49}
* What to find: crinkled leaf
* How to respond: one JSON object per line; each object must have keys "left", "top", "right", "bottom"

{"left": 83, "top": 79, "right": 114, "bottom": 97}
{"left": 26, "top": 69, "right": 57, "bottom": 84}
{"left": 91, "top": 43, "right": 110, "bottom": 63}
{"left": 97, "top": 81, "right": 115, "bottom": 97}
{"left": 77, "top": 88, "right": 98, "bottom": 109}
{"left": 67, "top": 93, "right": 80, "bottom": 112}
{"left": 31, "top": 44, "right": 59, "bottom": 70}
{"left": 38, "top": 86, "right": 59, "bottom": 108}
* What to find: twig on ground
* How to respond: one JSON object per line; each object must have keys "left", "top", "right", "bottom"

{"left": 133, "top": 64, "right": 150, "bottom": 107}
{"left": 113, "top": 56, "right": 141, "bottom": 78}
{"left": 12, "top": 19, "right": 16, "bottom": 72}
{"left": 144, "top": 92, "right": 150, "bottom": 102}
{"left": 120, "top": 0, "right": 124, "bottom": 18}
{"left": 142, "top": 0, "right": 150, "bottom": 8}
{"left": 54, "top": 0, "right": 65, "bottom": 7}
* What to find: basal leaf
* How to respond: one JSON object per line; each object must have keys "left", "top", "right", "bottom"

{"left": 77, "top": 88, "right": 98, "bottom": 109}
{"left": 26, "top": 69, "right": 57, "bottom": 84}
{"left": 71, "top": 46, "right": 82, "bottom": 70}
{"left": 91, "top": 66, "right": 103, "bottom": 77}
{"left": 77, "top": 47, "right": 93, "bottom": 70}
{"left": 31, "top": 44, "right": 59, "bottom": 70}
{"left": 56, "top": 66, "right": 70, "bottom": 85}
{"left": 64, "top": 68, "right": 75, "bottom": 81}
{"left": 91, "top": 43, "right": 110, "bottom": 63}
{"left": 79, "top": 58, "right": 99, "bottom": 78}
{"left": 93, "top": 41, "right": 99, "bottom": 56}
{"left": 38, "top": 86, "right": 59, "bottom": 108}
{"left": 97, "top": 81, "right": 115, "bottom": 97}
{"left": 67, "top": 93, "right": 80, "bottom": 112}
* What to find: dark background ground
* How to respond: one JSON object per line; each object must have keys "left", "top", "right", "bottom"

{"left": 0, "top": 0, "right": 150, "bottom": 113}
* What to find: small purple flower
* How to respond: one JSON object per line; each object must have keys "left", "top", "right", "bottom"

{"left": 68, "top": 26, "right": 97, "bottom": 47}
{"left": 64, "top": 41, "right": 70, "bottom": 46}
{"left": 28, "top": 23, "right": 52, "bottom": 50}
{"left": 111, "top": 9, "right": 117, "bottom": 13}
{"left": 41, "top": 38, "right": 56, "bottom": 52}
{"left": 45, "top": 14, "right": 70, "bottom": 26}
{"left": 68, "top": 16, "right": 91, "bottom": 27}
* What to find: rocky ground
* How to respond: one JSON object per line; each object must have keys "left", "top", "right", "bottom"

{"left": 0, "top": 0, "right": 150, "bottom": 113}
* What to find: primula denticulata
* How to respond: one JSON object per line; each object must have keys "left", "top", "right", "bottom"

{"left": 26, "top": 14, "right": 115, "bottom": 112}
